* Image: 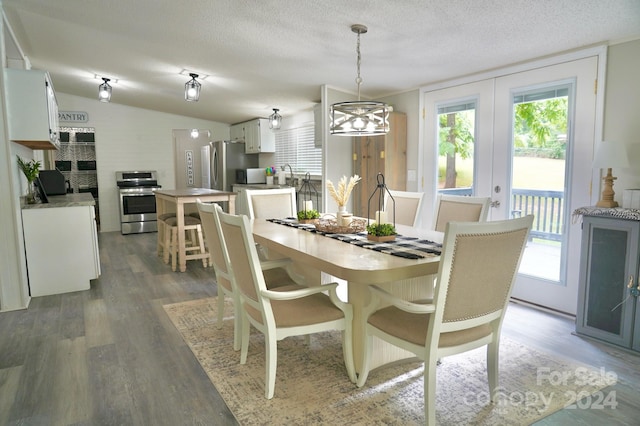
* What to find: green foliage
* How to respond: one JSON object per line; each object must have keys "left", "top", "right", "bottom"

{"left": 438, "top": 111, "right": 475, "bottom": 160}
{"left": 513, "top": 98, "right": 567, "bottom": 150}
{"left": 366, "top": 223, "right": 396, "bottom": 236}
{"left": 297, "top": 209, "right": 320, "bottom": 220}
{"left": 17, "top": 156, "right": 41, "bottom": 183}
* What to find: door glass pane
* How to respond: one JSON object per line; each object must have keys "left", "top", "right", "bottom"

{"left": 437, "top": 102, "right": 476, "bottom": 195}
{"left": 511, "top": 85, "right": 569, "bottom": 282}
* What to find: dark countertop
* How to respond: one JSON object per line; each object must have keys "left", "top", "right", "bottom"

{"left": 22, "top": 193, "right": 95, "bottom": 209}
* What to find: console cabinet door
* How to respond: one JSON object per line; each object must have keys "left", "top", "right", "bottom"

{"left": 576, "top": 216, "right": 638, "bottom": 348}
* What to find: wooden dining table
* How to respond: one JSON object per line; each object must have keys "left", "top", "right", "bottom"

{"left": 155, "top": 188, "right": 236, "bottom": 272}
{"left": 250, "top": 218, "right": 443, "bottom": 372}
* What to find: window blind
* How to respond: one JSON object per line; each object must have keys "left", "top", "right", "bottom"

{"left": 274, "top": 123, "right": 322, "bottom": 176}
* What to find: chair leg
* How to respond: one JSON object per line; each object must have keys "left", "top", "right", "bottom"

{"left": 196, "top": 224, "right": 207, "bottom": 267}
{"left": 163, "top": 222, "right": 171, "bottom": 264}
{"left": 265, "top": 334, "right": 278, "bottom": 399}
{"left": 424, "top": 357, "right": 438, "bottom": 426}
{"left": 170, "top": 227, "right": 178, "bottom": 272}
{"left": 240, "top": 313, "right": 250, "bottom": 365}
{"left": 487, "top": 340, "right": 499, "bottom": 401}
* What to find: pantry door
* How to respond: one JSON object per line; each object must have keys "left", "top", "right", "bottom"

{"left": 492, "top": 56, "right": 598, "bottom": 314}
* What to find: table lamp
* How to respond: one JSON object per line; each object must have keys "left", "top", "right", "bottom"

{"left": 593, "top": 141, "right": 629, "bottom": 208}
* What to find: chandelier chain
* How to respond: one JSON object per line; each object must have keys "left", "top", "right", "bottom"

{"left": 355, "top": 31, "right": 362, "bottom": 100}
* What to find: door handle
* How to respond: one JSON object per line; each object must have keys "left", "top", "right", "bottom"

{"left": 490, "top": 200, "right": 500, "bottom": 207}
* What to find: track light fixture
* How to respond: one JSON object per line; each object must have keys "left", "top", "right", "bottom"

{"left": 98, "top": 77, "right": 112, "bottom": 103}
{"left": 330, "top": 24, "right": 390, "bottom": 136}
{"left": 185, "top": 73, "right": 201, "bottom": 102}
{"left": 269, "top": 108, "right": 282, "bottom": 130}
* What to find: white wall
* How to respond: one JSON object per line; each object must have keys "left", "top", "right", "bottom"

{"left": 602, "top": 39, "right": 640, "bottom": 199}
{"left": 380, "top": 90, "right": 421, "bottom": 191}
{"left": 56, "top": 93, "right": 230, "bottom": 232}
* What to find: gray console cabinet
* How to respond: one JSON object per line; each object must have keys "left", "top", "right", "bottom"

{"left": 576, "top": 214, "right": 640, "bottom": 352}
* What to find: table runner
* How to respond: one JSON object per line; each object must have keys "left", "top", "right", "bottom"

{"left": 267, "top": 218, "right": 441, "bottom": 259}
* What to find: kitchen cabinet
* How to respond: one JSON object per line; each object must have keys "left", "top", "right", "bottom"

{"left": 576, "top": 214, "right": 640, "bottom": 352}
{"left": 22, "top": 196, "right": 100, "bottom": 297}
{"left": 4, "top": 68, "right": 60, "bottom": 150}
{"left": 352, "top": 111, "right": 407, "bottom": 217}
{"left": 231, "top": 118, "right": 275, "bottom": 154}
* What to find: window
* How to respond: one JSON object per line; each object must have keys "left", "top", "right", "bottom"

{"left": 274, "top": 123, "right": 322, "bottom": 176}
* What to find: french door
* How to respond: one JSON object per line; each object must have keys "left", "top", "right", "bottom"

{"left": 423, "top": 55, "right": 599, "bottom": 314}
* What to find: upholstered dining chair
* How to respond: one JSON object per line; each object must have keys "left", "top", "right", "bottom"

{"left": 217, "top": 209, "right": 356, "bottom": 399}
{"left": 431, "top": 194, "right": 491, "bottom": 232}
{"left": 384, "top": 190, "right": 424, "bottom": 227}
{"left": 356, "top": 215, "right": 533, "bottom": 425}
{"left": 244, "top": 187, "right": 297, "bottom": 220}
{"left": 196, "top": 200, "right": 300, "bottom": 351}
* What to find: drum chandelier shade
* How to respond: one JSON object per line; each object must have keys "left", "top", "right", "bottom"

{"left": 330, "top": 24, "right": 390, "bottom": 137}
{"left": 269, "top": 108, "right": 282, "bottom": 130}
{"left": 184, "top": 73, "right": 201, "bottom": 102}
{"left": 98, "top": 77, "right": 112, "bottom": 103}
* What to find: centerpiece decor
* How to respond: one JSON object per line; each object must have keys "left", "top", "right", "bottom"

{"left": 17, "top": 156, "right": 41, "bottom": 204}
{"left": 297, "top": 172, "right": 321, "bottom": 223}
{"left": 367, "top": 173, "right": 396, "bottom": 242}
{"left": 326, "top": 174, "right": 361, "bottom": 222}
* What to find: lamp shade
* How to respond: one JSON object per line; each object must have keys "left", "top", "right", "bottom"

{"left": 593, "top": 141, "right": 630, "bottom": 169}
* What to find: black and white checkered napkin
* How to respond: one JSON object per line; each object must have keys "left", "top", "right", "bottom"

{"left": 267, "top": 218, "right": 441, "bottom": 259}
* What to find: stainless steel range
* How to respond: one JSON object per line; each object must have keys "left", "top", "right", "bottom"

{"left": 116, "top": 170, "right": 161, "bottom": 234}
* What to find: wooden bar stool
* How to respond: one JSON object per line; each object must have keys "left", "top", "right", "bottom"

{"left": 163, "top": 215, "right": 208, "bottom": 271}
{"left": 157, "top": 213, "right": 176, "bottom": 258}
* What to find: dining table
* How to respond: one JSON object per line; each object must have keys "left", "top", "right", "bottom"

{"left": 250, "top": 218, "right": 444, "bottom": 373}
{"left": 155, "top": 188, "right": 236, "bottom": 272}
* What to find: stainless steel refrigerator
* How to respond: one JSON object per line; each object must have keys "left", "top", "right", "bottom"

{"left": 201, "top": 140, "right": 258, "bottom": 192}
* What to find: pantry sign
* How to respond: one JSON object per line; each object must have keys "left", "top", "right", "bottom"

{"left": 58, "top": 111, "right": 89, "bottom": 123}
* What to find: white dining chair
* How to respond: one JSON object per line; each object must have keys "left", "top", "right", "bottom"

{"left": 197, "top": 200, "right": 304, "bottom": 351}
{"left": 431, "top": 194, "right": 491, "bottom": 232}
{"left": 384, "top": 190, "right": 424, "bottom": 227}
{"left": 356, "top": 215, "right": 533, "bottom": 425}
{"left": 217, "top": 208, "right": 356, "bottom": 399}
{"left": 244, "top": 187, "right": 297, "bottom": 220}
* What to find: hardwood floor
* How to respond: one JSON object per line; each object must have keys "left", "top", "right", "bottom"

{"left": 1, "top": 231, "right": 638, "bottom": 425}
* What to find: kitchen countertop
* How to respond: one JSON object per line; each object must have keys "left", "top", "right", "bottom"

{"left": 232, "top": 184, "right": 294, "bottom": 190}
{"left": 22, "top": 193, "right": 95, "bottom": 209}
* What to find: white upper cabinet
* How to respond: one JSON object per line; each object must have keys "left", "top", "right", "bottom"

{"left": 4, "top": 68, "right": 60, "bottom": 150}
{"left": 231, "top": 118, "right": 275, "bottom": 154}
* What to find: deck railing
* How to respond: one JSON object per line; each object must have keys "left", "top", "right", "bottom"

{"left": 438, "top": 187, "right": 564, "bottom": 241}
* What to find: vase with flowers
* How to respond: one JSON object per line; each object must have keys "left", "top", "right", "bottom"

{"left": 326, "top": 174, "right": 361, "bottom": 222}
{"left": 17, "top": 156, "right": 41, "bottom": 204}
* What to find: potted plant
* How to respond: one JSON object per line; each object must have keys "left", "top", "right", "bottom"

{"left": 297, "top": 208, "right": 320, "bottom": 224}
{"left": 17, "top": 156, "right": 41, "bottom": 204}
{"left": 326, "top": 175, "right": 361, "bottom": 220}
{"left": 366, "top": 222, "right": 397, "bottom": 242}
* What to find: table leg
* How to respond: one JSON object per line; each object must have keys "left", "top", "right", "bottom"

{"left": 228, "top": 195, "right": 236, "bottom": 214}
{"left": 156, "top": 197, "right": 164, "bottom": 256}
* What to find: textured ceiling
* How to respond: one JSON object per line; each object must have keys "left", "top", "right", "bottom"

{"left": 3, "top": 0, "right": 640, "bottom": 124}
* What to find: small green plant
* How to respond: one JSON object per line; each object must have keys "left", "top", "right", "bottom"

{"left": 297, "top": 209, "right": 320, "bottom": 220}
{"left": 17, "top": 156, "right": 41, "bottom": 183}
{"left": 366, "top": 223, "right": 396, "bottom": 236}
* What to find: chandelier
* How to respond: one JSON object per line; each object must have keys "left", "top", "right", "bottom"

{"left": 330, "top": 24, "right": 389, "bottom": 136}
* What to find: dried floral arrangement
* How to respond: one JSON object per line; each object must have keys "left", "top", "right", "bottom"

{"left": 326, "top": 175, "right": 361, "bottom": 207}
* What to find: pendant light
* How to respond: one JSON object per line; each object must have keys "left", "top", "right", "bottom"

{"left": 185, "top": 73, "right": 201, "bottom": 102}
{"left": 98, "top": 77, "right": 112, "bottom": 103}
{"left": 269, "top": 108, "right": 282, "bottom": 130}
{"left": 330, "top": 24, "right": 389, "bottom": 136}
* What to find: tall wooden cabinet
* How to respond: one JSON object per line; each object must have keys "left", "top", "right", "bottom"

{"left": 352, "top": 112, "right": 407, "bottom": 217}
{"left": 576, "top": 214, "right": 640, "bottom": 352}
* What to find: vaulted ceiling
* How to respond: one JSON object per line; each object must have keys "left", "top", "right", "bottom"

{"left": 3, "top": 0, "right": 639, "bottom": 124}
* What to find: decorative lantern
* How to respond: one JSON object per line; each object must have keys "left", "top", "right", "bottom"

{"left": 297, "top": 172, "right": 320, "bottom": 214}
{"left": 367, "top": 173, "right": 396, "bottom": 241}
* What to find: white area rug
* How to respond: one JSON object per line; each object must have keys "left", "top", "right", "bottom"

{"left": 164, "top": 298, "right": 610, "bottom": 425}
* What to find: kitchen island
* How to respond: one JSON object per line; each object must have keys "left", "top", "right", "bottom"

{"left": 22, "top": 193, "right": 100, "bottom": 297}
